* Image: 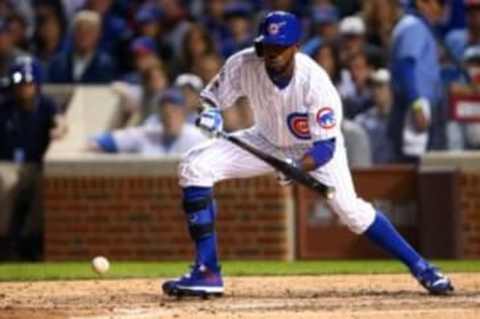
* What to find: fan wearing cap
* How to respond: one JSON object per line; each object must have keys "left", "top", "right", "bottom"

{"left": 174, "top": 73, "right": 204, "bottom": 124}
{"left": 337, "top": 15, "right": 385, "bottom": 68}
{"left": 389, "top": 0, "right": 447, "bottom": 162}
{"left": 88, "top": 88, "right": 207, "bottom": 155}
{"left": 302, "top": 5, "right": 339, "bottom": 56}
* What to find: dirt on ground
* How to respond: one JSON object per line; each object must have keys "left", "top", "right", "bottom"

{"left": 0, "top": 274, "right": 479, "bottom": 319}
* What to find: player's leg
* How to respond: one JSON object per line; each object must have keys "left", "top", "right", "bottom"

{"left": 313, "top": 156, "right": 453, "bottom": 295}
{"left": 162, "top": 129, "right": 274, "bottom": 297}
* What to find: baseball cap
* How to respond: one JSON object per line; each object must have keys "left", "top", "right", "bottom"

{"left": 135, "top": 7, "right": 160, "bottom": 25}
{"left": 369, "top": 69, "right": 391, "bottom": 84}
{"left": 130, "top": 36, "right": 156, "bottom": 55}
{"left": 158, "top": 88, "right": 186, "bottom": 107}
{"left": 339, "top": 16, "right": 366, "bottom": 36}
{"left": 463, "top": 45, "right": 480, "bottom": 63}
{"left": 311, "top": 6, "right": 338, "bottom": 25}
{"left": 174, "top": 73, "right": 204, "bottom": 92}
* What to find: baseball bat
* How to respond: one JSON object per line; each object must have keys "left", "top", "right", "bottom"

{"left": 215, "top": 130, "right": 335, "bottom": 199}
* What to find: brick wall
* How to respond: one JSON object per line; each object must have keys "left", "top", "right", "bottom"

{"left": 460, "top": 173, "right": 480, "bottom": 258}
{"left": 44, "top": 172, "right": 293, "bottom": 261}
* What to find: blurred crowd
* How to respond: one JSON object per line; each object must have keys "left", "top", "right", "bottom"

{"left": 0, "top": 0, "right": 479, "bottom": 164}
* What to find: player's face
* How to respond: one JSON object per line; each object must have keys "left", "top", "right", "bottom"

{"left": 14, "top": 82, "right": 36, "bottom": 109}
{"left": 263, "top": 43, "right": 297, "bottom": 73}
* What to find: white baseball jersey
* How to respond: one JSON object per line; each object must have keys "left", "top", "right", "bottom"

{"left": 201, "top": 48, "right": 344, "bottom": 148}
{"left": 182, "top": 48, "right": 375, "bottom": 234}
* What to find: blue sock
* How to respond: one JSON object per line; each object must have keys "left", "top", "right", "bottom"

{"left": 183, "top": 186, "right": 219, "bottom": 272}
{"left": 365, "top": 211, "right": 428, "bottom": 274}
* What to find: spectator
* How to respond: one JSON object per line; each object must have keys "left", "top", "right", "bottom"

{"left": 388, "top": 0, "right": 446, "bottom": 163}
{"left": 337, "top": 15, "right": 385, "bottom": 68}
{"left": 178, "top": 23, "right": 217, "bottom": 74}
{"left": 192, "top": 52, "right": 223, "bottom": 84}
{"left": 355, "top": 69, "right": 396, "bottom": 164}
{"left": 32, "top": 6, "right": 66, "bottom": 70}
{"left": 196, "top": 0, "right": 230, "bottom": 44}
{"left": 310, "top": 40, "right": 341, "bottom": 84}
{"left": 119, "top": 62, "right": 170, "bottom": 127}
{"left": 84, "top": 0, "right": 131, "bottom": 54}
{"left": 174, "top": 73, "right": 204, "bottom": 124}
{"left": 445, "top": 0, "right": 480, "bottom": 62}
{"left": 302, "top": 5, "right": 339, "bottom": 56}
{"left": 0, "top": 57, "right": 66, "bottom": 260}
{"left": 7, "top": 13, "right": 29, "bottom": 51}
{"left": 47, "top": 10, "right": 116, "bottom": 83}
{"left": 121, "top": 36, "right": 159, "bottom": 84}
{"left": 447, "top": 45, "right": 480, "bottom": 149}
{"left": 338, "top": 51, "right": 374, "bottom": 119}
{"left": 88, "top": 88, "right": 208, "bottom": 155}
{"left": 221, "top": 3, "right": 254, "bottom": 59}
{"left": 0, "top": 18, "right": 28, "bottom": 81}
{"left": 362, "top": 0, "right": 400, "bottom": 50}
{"left": 134, "top": 6, "right": 162, "bottom": 39}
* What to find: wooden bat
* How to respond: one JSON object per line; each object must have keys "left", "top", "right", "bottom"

{"left": 215, "top": 130, "right": 335, "bottom": 199}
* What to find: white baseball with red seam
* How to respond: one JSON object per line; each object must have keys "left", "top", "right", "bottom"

{"left": 91, "top": 256, "right": 110, "bottom": 274}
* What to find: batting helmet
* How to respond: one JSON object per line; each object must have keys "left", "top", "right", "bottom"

{"left": 254, "top": 11, "right": 302, "bottom": 57}
{"left": 9, "top": 56, "right": 42, "bottom": 86}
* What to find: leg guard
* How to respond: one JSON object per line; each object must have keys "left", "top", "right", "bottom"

{"left": 183, "top": 186, "right": 219, "bottom": 271}
{"left": 183, "top": 195, "right": 215, "bottom": 241}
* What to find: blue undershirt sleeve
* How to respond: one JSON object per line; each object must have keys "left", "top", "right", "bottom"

{"left": 306, "top": 138, "right": 336, "bottom": 169}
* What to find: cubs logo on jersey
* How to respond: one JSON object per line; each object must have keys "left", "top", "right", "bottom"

{"left": 287, "top": 112, "right": 311, "bottom": 140}
{"left": 316, "top": 107, "right": 336, "bottom": 129}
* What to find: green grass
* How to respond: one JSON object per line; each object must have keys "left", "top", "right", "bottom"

{"left": 0, "top": 260, "right": 479, "bottom": 282}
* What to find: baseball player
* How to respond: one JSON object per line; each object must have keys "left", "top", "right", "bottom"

{"left": 163, "top": 11, "right": 454, "bottom": 297}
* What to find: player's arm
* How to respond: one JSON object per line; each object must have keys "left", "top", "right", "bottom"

{"left": 298, "top": 139, "right": 336, "bottom": 171}
{"left": 196, "top": 52, "right": 246, "bottom": 133}
{"left": 394, "top": 25, "right": 431, "bottom": 132}
{"left": 300, "top": 80, "right": 341, "bottom": 172}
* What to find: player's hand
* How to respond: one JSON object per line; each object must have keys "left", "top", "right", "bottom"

{"left": 410, "top": 98, "right": 430, "bottom": 133}
{"left": 196, "top": 104, "right": 223, "bottom": 133}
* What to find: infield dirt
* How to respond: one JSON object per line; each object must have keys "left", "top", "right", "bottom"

{"left": 0, "top": 273, "right": 479, "bottom": 319}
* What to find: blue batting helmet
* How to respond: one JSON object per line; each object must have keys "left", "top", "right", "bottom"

{"left": 254, "top": 11, "right": 301, "bottom": 56}
{"left": 9, "top": 56, "right": 42, "bottom": 86}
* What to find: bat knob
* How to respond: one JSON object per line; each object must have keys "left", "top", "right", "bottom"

{"left": 325, "top": 187, "right": 336, "bottom": 200}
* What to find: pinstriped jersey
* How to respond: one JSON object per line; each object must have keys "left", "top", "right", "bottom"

{"left": 201, "top": 47, "right": 344, "bottom": 149}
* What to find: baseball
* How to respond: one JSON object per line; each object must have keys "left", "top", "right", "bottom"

{"left": 91, "top": 256, "right": 110, "bottom": 274}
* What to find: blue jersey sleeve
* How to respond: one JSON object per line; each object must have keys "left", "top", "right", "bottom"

{"left": 396, "top": 57, "right": 420, "bottom": 104}
{"left": 95, "top": 132, "right": 118, "bottom": 153}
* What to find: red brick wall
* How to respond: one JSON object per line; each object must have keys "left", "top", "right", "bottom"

{"left": 44, "top": 176, "right": 293, "bottom": 261}
{"left": 460, "top": 173, "right": 480, "bottom": 258}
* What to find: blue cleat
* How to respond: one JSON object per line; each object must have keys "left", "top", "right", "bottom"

{"left": 414, "top": 266, "right": 454, "bottom": 295}
{"left": 162, "top": 264, "right": 224, "bottom": 298}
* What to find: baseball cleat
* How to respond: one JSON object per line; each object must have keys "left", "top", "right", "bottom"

{"left": 162, "top": 264, "right": 224, "bottom": 298}
{"left": 414, "top": 266, "right": 454, "bottom": 295}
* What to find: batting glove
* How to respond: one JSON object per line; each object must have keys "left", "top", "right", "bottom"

{"left": 196, "top": 104, "right": 223, "bottom": 133}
